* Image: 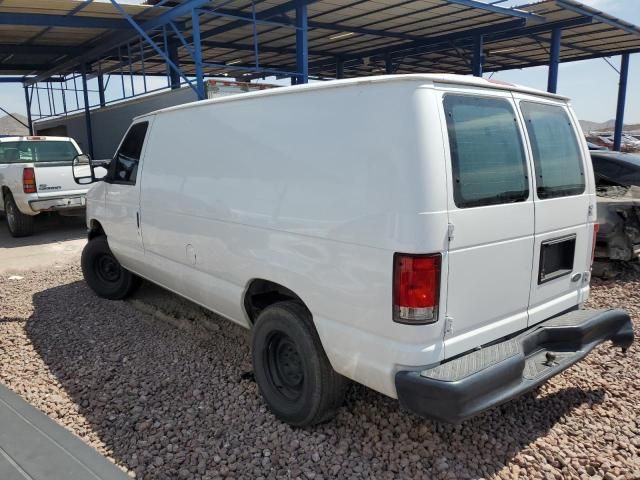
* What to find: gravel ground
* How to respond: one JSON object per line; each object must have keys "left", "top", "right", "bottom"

{"left": 0, "top": 265, "right": 639, "bottom": 480}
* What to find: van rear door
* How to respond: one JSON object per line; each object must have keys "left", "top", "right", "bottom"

{"left": 438, "top": 88, "right": 535, "bottom": 359}
{"left": 514, "top": 96, "right": 594, "bottom": 326}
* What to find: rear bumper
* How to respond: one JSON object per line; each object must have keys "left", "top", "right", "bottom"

{"left": 395, "top": 309, "right": 633, "bottom": 423}
{"left": 29, "top": 194, "right": 86, "bottom": 213}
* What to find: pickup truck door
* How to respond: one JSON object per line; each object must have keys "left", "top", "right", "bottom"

{"left": 102, "top": 119, "right": 153, "bottom": 270}
{"left": 512, "top": 94, "right": 595, "bottom": 326}
{"left": 438, "top": 87, "right": 535, "bottom": 359}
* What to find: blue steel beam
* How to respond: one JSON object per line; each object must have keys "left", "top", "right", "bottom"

{"left": 555, "top": 0, "right": 640, "bottom": 36}
{"left": 472, "top": 34, "right": 483, "bottom": 76}
{"left": 23, "top": 86, "right": 33, "bottom": 135}
{"left": 81, "top": 65, "right": 95, "bottom": 158}
{"left": 97, "top": 73, "right": 106, "bottom": 107}
{"left": 196, "top": 0, "right": 319, "bottom": 41}
{"left": 445, "top": 0, "right": 544, "bottom": 21}
{"left": 0, "top": 45, "right": 87, "bottom": 55}
{"left": 24, "top": 0, "right": 95, "bottom": 45}
{"left": 307, "top": 18, "right": 527, "bottom": 71}
{"left": 613, "top": 53, "right": 630, "bottom": 152}
{"left": 313, "top": 15, "right": 591, "bottom": 69}
{"left": 107, "top": 0, "right": 200, "bottom": 96}
{"left": 168, "top": 38, "right": 181, "bottom": 89}
{"left": 0, "top": 13, "right": 131, "bottom": 29}
{"left": 192, "top": 9, "right": 206, "bottom": 99}
{"left": 295, "top": 0, "right": 309, "bottom": 84}
{"left": 547, "top": 27, "right": 562, "bottom": 93}
{"left": 27, "top": 0, "right": 214, "bottom": 85}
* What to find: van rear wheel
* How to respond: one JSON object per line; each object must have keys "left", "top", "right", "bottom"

{"left": 81, "top": 236, "right": 141, "bottom": 300}
{"left": 4, "top": 193, "right": 35, "bottom": 237}
{"left": 251, "top": 301, "right": 347, "bottom": 426}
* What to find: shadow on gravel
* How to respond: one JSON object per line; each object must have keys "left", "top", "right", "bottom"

{"left": 26, "top": 279, "right": 606, "bottom": 480}
{"left": 0, "top": 213, "right": 85, "bottom": 248}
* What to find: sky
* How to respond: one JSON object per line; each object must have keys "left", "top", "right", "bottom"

{"left": 0, "top": 0, "right": 638, "bottom": 124}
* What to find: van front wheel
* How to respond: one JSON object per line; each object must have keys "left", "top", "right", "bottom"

{"left": 252, "top": 301, "right": 347, "bottom": 426}
{"left": 81, "top": 236, "right": 141, "bottom": 300}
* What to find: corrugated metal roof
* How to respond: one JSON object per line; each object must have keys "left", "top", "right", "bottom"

{"left": 0, "top": 0, "right": 638, "bottom": 79}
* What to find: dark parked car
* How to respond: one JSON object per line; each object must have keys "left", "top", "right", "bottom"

{"left": 587, "top": 141, "right": 608, "bottom": 151}
{"left": 591, "top": 151, "right": 640, "bottom": 187}
{"left": 590, "top": 151, "right": 640, "bottom": 265}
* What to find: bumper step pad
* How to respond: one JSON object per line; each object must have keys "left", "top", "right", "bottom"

{"left": 396, "top": 309, "right": 633, "bottom": 423}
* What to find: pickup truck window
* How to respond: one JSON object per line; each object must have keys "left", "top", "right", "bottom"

{"left": 110, "top": 122, "right": 149, "bottom": 185}
{"left": 444, "top": 94, "right": 529, "bottom": 208}
{"left": 520, "top": 102, "right": 585, "bottom": 199}
{"left": 0, "top": 141, "right": 78, "bottom": 164}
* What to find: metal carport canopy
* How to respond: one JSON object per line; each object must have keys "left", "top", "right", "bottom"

{"left": 0, "top": 0, "right": 637, "bottom": 152}
{"left": 0, "top": 0, "right": 638, "bottom": 80}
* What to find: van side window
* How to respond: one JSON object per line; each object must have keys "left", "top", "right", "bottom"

{"left": 110, "top": 122, "right": 149, "bottom": 185}
{"left": 444, "top": 95, "right": 529, "bottom": 208}
{"left": 520, "top": 102, "right": 585, "bottom": 199}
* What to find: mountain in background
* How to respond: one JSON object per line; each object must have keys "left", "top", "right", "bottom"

{"left": 580, "top": 119, "right": 640, "bottom": 133}
{"left": 0, "top": 113, "right": 28, "bottom": 136}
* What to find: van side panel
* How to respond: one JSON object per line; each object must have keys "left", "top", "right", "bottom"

{"left": 136, "top": 81, "right": 449, "bottom": 397}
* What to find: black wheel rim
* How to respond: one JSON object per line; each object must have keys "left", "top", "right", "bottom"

{"left": 264, "top": 331, "right": 304, "bottom": 401}
{"left": 94, "top": 253, "right": 122, "bottom": 285}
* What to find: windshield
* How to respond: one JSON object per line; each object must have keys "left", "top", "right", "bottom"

{"left": 0, "top": 141, "right": 79, "bottom": 164}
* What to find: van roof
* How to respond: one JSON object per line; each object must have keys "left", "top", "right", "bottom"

{"left": 135, "top": 74, "right": 568, "bottom": 121}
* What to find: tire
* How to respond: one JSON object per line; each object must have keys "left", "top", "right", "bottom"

{"left": 252, "top": 301, "right": 347, "bottom": 426}
{"left": 4, "top": 193, "right": 35, "bottom": 237}
{"left": 81, "top": 236, "right": 141, "bottom": 300}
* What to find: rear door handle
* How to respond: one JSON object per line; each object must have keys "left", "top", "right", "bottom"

{"left": 136, "top": 211, "right": 140, "bottom": 229}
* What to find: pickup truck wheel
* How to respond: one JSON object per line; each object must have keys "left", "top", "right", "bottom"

{"left": 252, "top": 301, "right": 347, "bottom": 426}
{"left": 81, "top": 236, "right": 141, "bottom": 300}
{"left": 4, "top": 193, "right": 34, "bottom": 237}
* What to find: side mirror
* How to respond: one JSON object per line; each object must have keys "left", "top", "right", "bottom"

{"left": 72, "top": 154, "right": 94, "bottom": 185}
{"left": 91, "top": 159, "right": 111, "bottom": 180}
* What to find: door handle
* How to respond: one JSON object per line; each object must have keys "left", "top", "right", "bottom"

{"left": 136, "top": 211, "right": 140, "bottom": 229}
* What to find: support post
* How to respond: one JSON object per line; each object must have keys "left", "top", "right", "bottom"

{"left": 613, "top": 53, "right": 630, "bottom": 152}
{"left": 97, "top": 74, "right": 106, "bottom": 107}
{"left": 81, "top": 65, "right": 94, "bottom": 158}
{"left": 472, "top": 35, "right": 483, "bottom": 77}
{"left": 385, "top": 54, "right": 393, "bottom": 74}
{"left": 547, "top": 27, "right": 562, "bottom": 93}
{"left": 168, "top": 38, "right": 181, "bottom": 90}
{"left": 191, "top": 9, "right": 205, "bottom": 100}
{"left": 336, "top": 57, "right": 344, "bottom": 79}
{"left": 295, "top": 0, "right": 309, "bottom": 84}
{"left": 23, "top": 86, "right": 33, "bottom": 135}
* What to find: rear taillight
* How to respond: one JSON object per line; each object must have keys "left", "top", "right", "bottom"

{"left": 393, "top": 253, "right": 441, "bottom": 325}
{"left": 591, "top": 223, "right": 600, "bottom": 266}
{"left": 23, "top": 167, "right": 36, "bottom": 194}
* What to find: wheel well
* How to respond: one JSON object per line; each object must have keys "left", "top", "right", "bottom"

{"left": 88, "top": 219, "right": 106, "bottom": 240}
{"left": 1, "top": 186, "right": 10, "bottom": 199}
{"left": 244, "top": 279, "right": 308, "bottom": 324}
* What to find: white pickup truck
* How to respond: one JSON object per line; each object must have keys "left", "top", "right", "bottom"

{"left": 0, "top": 136, "right": 89, "bottom": 237}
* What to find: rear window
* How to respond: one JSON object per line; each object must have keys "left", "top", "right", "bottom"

{"left": 444, "top": 94, "right": 529, "bottom": 208}
{"left": 0, "top": 141, "right": 78, "bottom": 164}
{"left": 520, "top": 102, "right": 585, "bottom": 199}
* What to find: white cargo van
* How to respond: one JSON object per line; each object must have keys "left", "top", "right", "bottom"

{"left": 77, "top": 75, "right": 633, "bottom": 426}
